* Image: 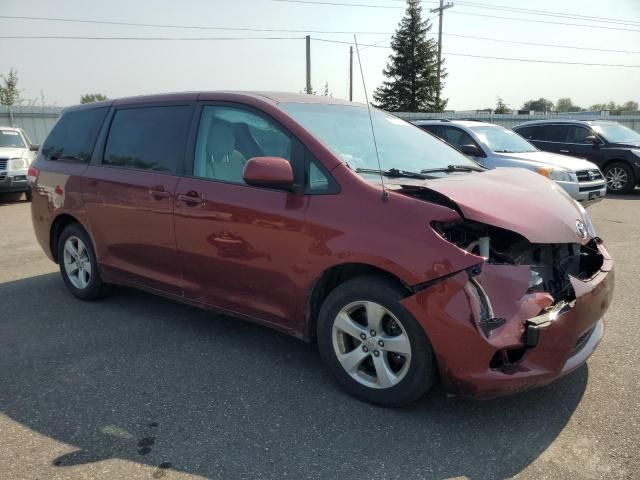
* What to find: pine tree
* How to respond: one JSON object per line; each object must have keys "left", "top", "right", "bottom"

{"left": 373, "top": 0, "right": 446, "bottom": 112}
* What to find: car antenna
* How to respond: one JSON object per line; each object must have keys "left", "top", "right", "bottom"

{"left": 354, "top": 35, "right": 388, "bottom": 202}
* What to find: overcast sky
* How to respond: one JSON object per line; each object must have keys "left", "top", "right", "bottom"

{"left": 2, "top": 0, "right": 639, "bottom": 110}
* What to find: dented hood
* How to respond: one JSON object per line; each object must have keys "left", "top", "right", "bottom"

{"left": 394, "top": 168, "right": 589, "bottom": 244}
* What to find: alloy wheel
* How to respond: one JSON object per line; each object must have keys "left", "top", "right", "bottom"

{"left": 63, "top": 236, "right": 92, "bottom": 289}
{"left": 605, "top": 167, "right": 628, "bottom": 191}
{"left": 332, "top": 301, "right": 412, "bottom": 389}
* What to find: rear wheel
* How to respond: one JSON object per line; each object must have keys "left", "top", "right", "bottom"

{"left": 317, "top": 276, "right": 436, "bottom": 406}
{"left": 57, "top": 223, "right": 109, "bottom": 300}
{"left": 25, "top": 188, "right": 32, "bottom": 202}
{"left": 604, "top": 161, "right": 635, "bottom": 194}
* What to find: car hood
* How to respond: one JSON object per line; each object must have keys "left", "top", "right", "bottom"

{"left": 0, "top": 147, "right": 27, "bottom": 159}
{"left": 390, "top": 168, "right": 589, "bottom": 244}
{"left": 494, "top": 151, "right": 598, "bottom": 171}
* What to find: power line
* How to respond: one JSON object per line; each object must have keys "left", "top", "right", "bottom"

{"left": 314, "top": 37, "right": 640, "bottom": 67}
{"left": 449, "top": 11, "right": 640, "bottom": 33}
{"left": 274, "top": 0, "right": 640, "bottom": 31}
{"left": 443, "top": 33, "right": 640, "bottom": 55}
{"left": 274, "top": 0, "right": 404, "bottom": 8}
{"left": 0, "top": 35, "right": 306, "bottom": 41}
{"left": 0, "top": 14, "right": 391, "bottom": 35}
{"left": 453, "top": 0, "right": 640, "bottom": 27}
{"left": 444, "top": 52, "right": 640, "bottom": 68}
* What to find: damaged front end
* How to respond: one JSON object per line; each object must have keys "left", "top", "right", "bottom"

{"left": 396, "top": 178, "right": 614, "bottom": 397}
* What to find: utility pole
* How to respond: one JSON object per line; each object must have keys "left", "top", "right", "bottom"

{"left": 305, "top": 35, "right": 311, "bottom": 94}
{"left": 349, "top": 46, "right": 353, "bottom": 101}
{"left": 430, "top": 0, "right": 453, "bottom": 109}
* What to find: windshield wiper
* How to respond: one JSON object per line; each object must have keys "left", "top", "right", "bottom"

{"left": 356, "top": 167, "right": 435, "bottom": 180}
{"left": 420, "top": 164, "right": 485, "bottom": 174}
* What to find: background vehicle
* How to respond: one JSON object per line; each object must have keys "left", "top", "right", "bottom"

{"left": 0, "top": 126, "right": 39, "bottom": 201}
{"left": 514, "top": 120, "right": 640, "bottom": 194}
{"left": 29, "top": 92, "right": 613, "bottom": 406}
{"left": 415, "top": 119, "right": 606, "bottom": 205}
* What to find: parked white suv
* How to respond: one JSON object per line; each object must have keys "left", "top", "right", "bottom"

{"left": 415, "top": 120, "right": 607, "bottom": 205}
{"left": 0, "top": 127, "right": 38, "bottom": 200}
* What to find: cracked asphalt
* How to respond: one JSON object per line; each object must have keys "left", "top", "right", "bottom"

{"left": 0, "top": 191, "right": 638, "bottom": 480}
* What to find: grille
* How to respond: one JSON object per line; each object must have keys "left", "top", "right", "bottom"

{"left": 576, "top": 169, "right": 603, "bottom": 182}
{"left": 579, "top": 185, "right": 604, "bottom": 193}
{"left": 569, "top": 326, "right": 595, "bottom": 358}
{"left": 0, "top": 158, "right": 7, "bottom": 171}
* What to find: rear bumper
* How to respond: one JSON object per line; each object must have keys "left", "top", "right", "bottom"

{"left": 401, "top": 242, "right": 614, "bottom": 398}
{"left": 0, "top": 170, "right": 29, "bottom": 193}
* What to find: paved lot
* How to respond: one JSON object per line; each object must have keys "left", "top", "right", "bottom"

{"left": 0, "top": 191, "right": 638, "bottom": 480}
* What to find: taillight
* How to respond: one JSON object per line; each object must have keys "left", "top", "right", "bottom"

{"left": 27, "top": 166, "right": 39, "bottom": 182}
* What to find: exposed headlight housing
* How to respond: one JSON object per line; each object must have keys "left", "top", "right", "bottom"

{"left": 9, "top": 158, "right": 27, "bottom": 170}
{"left": 536, "top": 167, "right": 574, "bottom": 182}
{"left": 576, "top": 201, "right": 597, "bottom": 238}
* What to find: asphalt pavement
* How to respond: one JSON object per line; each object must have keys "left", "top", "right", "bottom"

{"left": 0, "top": 191, "right": 638, "bottom": 480}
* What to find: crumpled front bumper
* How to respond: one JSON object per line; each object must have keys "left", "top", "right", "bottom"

{"left": 401, "top": 241, "right": 614, "bottom": 398}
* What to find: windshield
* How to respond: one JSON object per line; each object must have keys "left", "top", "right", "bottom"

{"left": 471, "top": 125, "right": 537, "bottom": 153}
{"left": 279, "top": 103, "right": 477, "bottom": 173}
{"left": 0, "top": 130, "right": 25, "bottom": 148}
{"left": 592, "top": 123, "right": 640, "bottom": 143}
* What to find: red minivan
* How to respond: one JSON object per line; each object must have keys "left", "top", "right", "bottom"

{"left": 29, "top": 92, "right": 614, "bottom": 405}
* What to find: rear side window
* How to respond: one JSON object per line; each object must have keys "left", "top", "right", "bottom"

{"left": 537, "top": 125, "right": 568, "bottom": 142}
{"left": 42, "top": 107, "right": 108, "bottom": 162}
{"left": 103, "top": 106, "right": 191, "bottom": 173}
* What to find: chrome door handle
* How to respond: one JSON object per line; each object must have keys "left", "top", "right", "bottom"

{"left": 177, "top": 192, "right": 204, "bottom": 205}
{"left": 148, "top": 187, "right": 171, "bottom": 198}
{"left": 559, "top": 150, "right": 570, "bottom": 153}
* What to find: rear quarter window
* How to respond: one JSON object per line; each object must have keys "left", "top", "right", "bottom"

{"left": 42, "top": 107, "right": 109, "bottom": 162}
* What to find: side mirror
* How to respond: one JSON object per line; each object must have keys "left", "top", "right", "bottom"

{"left": 584, "top": 135, "right": 598, "bottom": 144}
{"left": 243, "top": 156, "right": 294, "bottom": 190}
{"left": 29, "top": 144, "right": 40, "bottom": 151}
{"left": 460, "top": 144, "right": 481, "bottom": 156}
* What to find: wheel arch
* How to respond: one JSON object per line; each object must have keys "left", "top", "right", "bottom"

{"left": 602, "top": 157, "right": 633, "bottom": 172}
{"left": 305, "top": 262, "right": 412, "bottom": 342}
{"left": 50, "top": 213, "right": 84, "bottom": 263}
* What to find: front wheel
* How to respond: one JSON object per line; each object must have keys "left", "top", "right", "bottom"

{"left": 57, "top": 223, "right": 109, "bottom": 300}
{"left": 317, "top": 276, "right": 436, "bottom": 406}
{"left": 604, "top": 161, "right": 635, "bottom": 194}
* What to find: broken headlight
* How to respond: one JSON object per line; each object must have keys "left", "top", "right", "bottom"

{"left": 576, "top": 201, "right": 597, "bottom": 239}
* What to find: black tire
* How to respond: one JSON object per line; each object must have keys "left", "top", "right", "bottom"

{"left": 317, "top": 276, "right": 436, "bottom": 406}
{"left": 57, "top": 223, "right": 109, "bottom": 300}
{"left": 25, "top": 188, "right": 32, "bottom": 202}
{"left": 604, "top": 161, "right": 635, "bottom": 194}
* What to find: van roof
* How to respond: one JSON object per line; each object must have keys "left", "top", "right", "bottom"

{"left": 64, "top": 91, "right": 362, "bottom": 112}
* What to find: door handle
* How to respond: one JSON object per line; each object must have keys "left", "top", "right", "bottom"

{"left": 559, "top": 150, "right": 570, "bottom": 153}
{"left": 177, "top": 191, "right": 204, "bottom": 205}
{"left": 148, "top": 186, "right": 171, "bottom": 198}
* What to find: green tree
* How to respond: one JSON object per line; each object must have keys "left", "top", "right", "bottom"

{"left": 588, "top": 101, "right": 639, "bottom": 113}
{"left": 373, "top": 0, "right": 445, "bottom": 112}
{"left": 80, "top": 93, "right": 108, "bottom": 104}
{"left": 494, "top": 96, "right": 509, "bottom": 114}
{"left": 556, "top": 97, "right": 583, "bottom": 113}
{"left": 0, "top": 68, "right": 22, "bottom": 106}
{"left": 521, "top": 98, "right": 555, "bottom": 112}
